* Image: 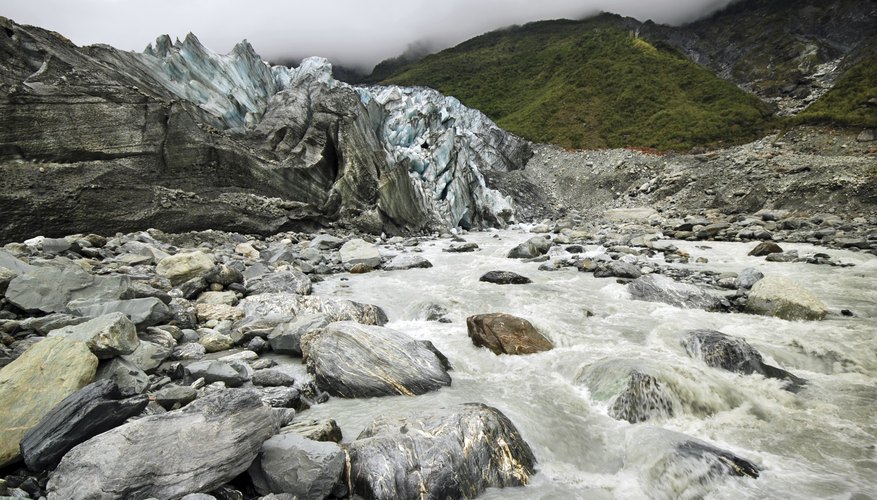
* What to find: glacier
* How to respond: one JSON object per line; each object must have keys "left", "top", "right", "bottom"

{"left": 138, "top": 35, "right": 530, "bottom": 231}
{"left": 0, "top": 19, "right": 531, "bottom": 240}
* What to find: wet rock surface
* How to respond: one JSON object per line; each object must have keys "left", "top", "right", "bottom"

{"left": 304, "top": 322, "right": 451, "bottom": 397}
{"left": 347, "top": 403, "right": 537, "bottom": 500}
{"left": 466, "top": 313, "right": 553, "bottom": 355}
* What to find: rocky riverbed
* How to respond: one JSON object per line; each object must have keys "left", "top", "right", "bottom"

{"left": 1, "top": 214, "right": 874, "bottom": 499}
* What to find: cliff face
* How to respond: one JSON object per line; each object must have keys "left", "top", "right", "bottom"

{"left": 0, "top": 18, "right": 531, "bottom": 242}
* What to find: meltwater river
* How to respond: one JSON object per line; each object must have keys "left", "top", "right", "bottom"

{"left": 305, "top": 228, "right": 876, "bottom": 499}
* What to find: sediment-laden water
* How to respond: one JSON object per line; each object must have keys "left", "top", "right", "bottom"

{"left": 304, "top": 228, "right": 876, "bottom": 499}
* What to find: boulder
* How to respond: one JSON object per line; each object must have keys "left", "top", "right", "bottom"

{"left": 95, "top": 356, "right": 150, "bottom": 395}
{"left": 281, "top": 419, "right": 343, "bottom": 443}
{"left": 0, "top": 337, "right": 98, "bottom": 467}
{"left": 47, "top": 312, "right": 139, "bottom": 359}
{"left": 748, "top": 241, "right": 783, "bottom": 257}
{"left": 681, "top": 330, "right": 803, "bottom": 390}
{"left": 122, "top": 340, "right": 172, "bottom": 373}
{"left": 67, "top": 297, "right": 172, "bottom": 328}
{"left": 609, "top": 371, "right": 675, "bottom": 423}
{"left": 0, "top": 266, "right": 15, "bottom": 295}
{"left": 237, "top": 293, "right": 388, "bottom": 336}
{"left": 198, "top": 330, "right": 235, "bottom": 353}
{"left": 156, "top": 251, "right": 216, "bottom": 286}
{"left": 20, "top": 380, "right": 149, "bottom": 471}
{"left": 173, "top": 342, "right": 207, "bottom": 361}
{"left": 445, "top": 242, "right": 479, "bottom": 253}
{"left": 245, "top": 270, "right": 312, "bottom": 296}
{"left": 185, "top": 360, "right": 251, "bottom": 387}
{"left": 195, "top": 303, "right": 243, "bottom": 322}
{"left": 628, "top": 275, "right": 722, "bottom": 310}
{"left": 507, "top": 236, "right": 551, "bottom": 258}
{"left": 479, "top": 270, "right": 532, "bottom": 285}
{"left": 593, "top": 261, "right": 642, "bottom": 279}
{"left": 46, "top": 389, "right": 280, "bottom": 500}
{"left": 203, "top": 264, "right": 243, "bottom": 287}
{"left": 466, "top": 313, "right": 553, "bottom": 355}
{"left": 746, "top": 277, "right": 828, "bottom": 320}
{"left": 348, "top": 404, "right": 536, "bottom": 499}
{"left": 248, "top": 433, "right": 344, "bottom": 498}
{"left": 5, "top": 262, "right": 130, "bottom": 314}
{"left": 304, "top": 321, "right": 451, "bottom": 397}
{"left": 18, "top": 313, "right": 89, "bottom": 335}
{"left": 340, "top": 239, "right": 382, "bottom": 269}
{"left": 382, "top": 254, "right": 433, "bottom": 271}
{"left": 735, "top": 267, "right": 764, "bottom": 289}
{"left": 252, "top": 369, "right": 296, "bottom": 387}
{"left": 310, "top": 234, "right": 344, "bottom": 250}
{"left": 153, "top": 384, "right": 198, "bottom": 410}
{"left": 268, "top": 313, "right": 331, "bottom": 355}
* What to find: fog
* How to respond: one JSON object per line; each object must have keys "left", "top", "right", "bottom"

{"left": 3, "top": 0, "right": 738, "bottom": 70}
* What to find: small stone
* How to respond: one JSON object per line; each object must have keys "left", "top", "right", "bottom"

{"left": 748, "top": 241, "right": 783, "bottom": 257}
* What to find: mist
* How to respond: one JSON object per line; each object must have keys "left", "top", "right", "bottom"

{"left": 2, "top": 0, "right": 739, "bottom": 70}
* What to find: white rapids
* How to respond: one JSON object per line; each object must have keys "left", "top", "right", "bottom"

{"left": 306, "top": 228, "right": 877, "bottom": 499}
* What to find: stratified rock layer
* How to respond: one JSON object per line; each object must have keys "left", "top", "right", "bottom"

{"left": 348, "top": 403, "right": 536, "bottom": 500}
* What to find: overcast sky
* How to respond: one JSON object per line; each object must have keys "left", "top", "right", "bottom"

{"left": 3, "top": 0, "right": 737, "bottom": 70}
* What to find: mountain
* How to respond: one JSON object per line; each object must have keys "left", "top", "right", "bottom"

{"left": 380, "top": 14, "right": 774, "bottom": 151}
{"left": 374, "top": 1, "right": 877, "bottom": 150}
{"left": 0, "top": 17, "right": 530, "bottom": 242}
{"left": 648, "top": 0, "right": 877, "bottom": 115}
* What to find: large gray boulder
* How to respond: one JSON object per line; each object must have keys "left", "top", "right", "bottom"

{"left": 268, "top": 313, "right": 331, "bottom": 355}
{"left": 47, "top": 312, "right": 139, "bottom": 359}
{"left": 236, "top": 293, "right": 388, "bottom": 335}
{"left": 185, "top": 360, "right": 252, "bottom": 387}
{"left": 348, "top": 404, "right": 536, "bottom": 499}
{"left": 5, "top": 261, "right": 130, "bottom": 314}
{"left": 681, "top": 330, "right": 803, "bottom": 390}
{"left": 20, "top": 380, "right": 149, "bottom": 471}
{"left": 746, "top": 276, "right": 828, "bottom": 320}
{"left": 245, "top": 270, "right": 312, "bottom": 295}
{"left": 507, "top": 236, "right": 551, "bottom": 259}
{"left": 67, "top": 297, "right": 172, "bottom": 328}
{"left": 382, "top": 254, "right": 433, "bottom": 271}
{"left": 303, "top": 322, "right": 451, "bottom": 398}
{"left": 0, "top": 337, "right": 98, "bottom": 467}
{"left": 248, "top": 433, "right": 344, "bottom": 498}
{"left": 46, "top": 389, "right": 280, "bottom": 500}
{"left": 95, "top": 356, "right": 150, "bottom": 395}
{"left": 628, "top": 274, "right": 722, "bottom": 310}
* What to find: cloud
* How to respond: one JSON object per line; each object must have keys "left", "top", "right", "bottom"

{"left": 2, "top": 0, "right": 738, "bottom": 70}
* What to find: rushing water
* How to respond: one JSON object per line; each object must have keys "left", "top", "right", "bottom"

{"left": 304, "top": 228, "right": 877, "bottom": 499}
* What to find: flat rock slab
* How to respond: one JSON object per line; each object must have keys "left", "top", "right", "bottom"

{"left": 5, "top": 261, "right": 129, "bottom": 313}
{"left": 628, "top": 274, "right": 722, "bottom": 310}
{"left": 466, "top": 313, "right": 553, "bottom": 355}
{"left": 67, "top": 297, "right": 172, "bottom": 328}
{"left": 20, "top": 380, "right": 149, "bottom": 471}
{"left": 479, "top": 271, "right": 532, "bottom": 285}
{"left": 383, "top": 254, "right": 433, "bottom": 271}
{"left": 304, "top": 321, "right": 451, "bottom": 398}
{"left": 0, "top": 337, "right": 97, "bottom": 467}
{"left": 604, "top": 207, "right": 658, "bottom": 222}
{"left": 746, "top": 276, "right": 827, "bottom": 320}
{"left": 46, "top": 389, "right": 279, "bottom": 500}
{"left": 348, "top": 403, "right": 536, "bottom": 500}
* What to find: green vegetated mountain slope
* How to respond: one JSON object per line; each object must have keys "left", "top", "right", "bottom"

{"left": 794, "top": 49, "right": 877, "bottom": 128}
{"left": 382, "top": 16, "right": 774, "bottom": 151}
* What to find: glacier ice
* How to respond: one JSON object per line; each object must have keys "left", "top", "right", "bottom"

{"left": 134, "top": 35, "right": 530, "bottom": 232}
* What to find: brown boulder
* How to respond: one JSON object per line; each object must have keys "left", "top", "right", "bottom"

{"left": 466, "top": 313, "right": 553, "bottom": 355}
{"left": 748, "top": 241, "right": 783, "bottom": 257}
